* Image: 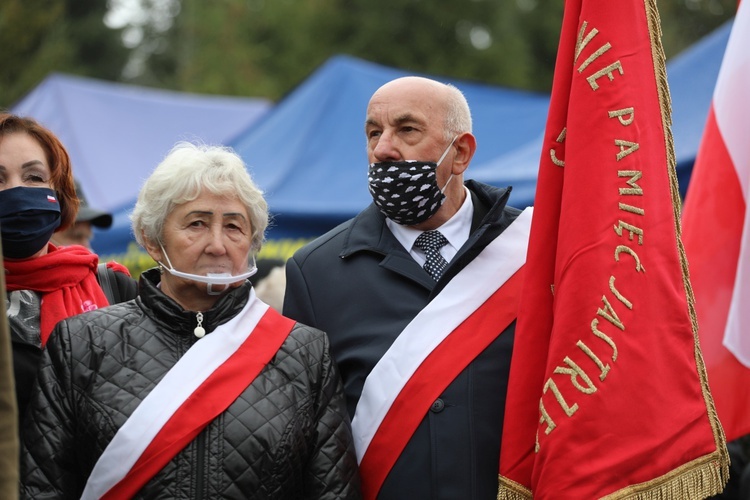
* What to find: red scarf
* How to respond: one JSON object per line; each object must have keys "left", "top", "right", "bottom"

{"left": 5, "top": 244, "right": 109, "bottom": 345}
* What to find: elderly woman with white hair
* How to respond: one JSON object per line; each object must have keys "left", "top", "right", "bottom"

{"left": 20, "top": 142, "right": 361, "bottom": 499}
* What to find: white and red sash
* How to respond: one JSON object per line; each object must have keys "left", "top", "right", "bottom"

{"left": 352, "top": 207, "right": 532, "bottom": 499}
{"left": 81, "top": 290, "right": 295, "bottom": 500}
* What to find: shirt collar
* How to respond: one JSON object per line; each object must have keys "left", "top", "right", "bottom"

{"left": 387, "top": 186, "right": 473, "bottom": 257}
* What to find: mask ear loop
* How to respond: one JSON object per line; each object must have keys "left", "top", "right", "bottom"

{"left": 247, "top": 254, "right": 258, "bottom": 278}
{"left": 157, "top": 241, "right": 175, "bottom": 272}
{"left": 436, "top": 135, "right": 459, "bottom": 167}
{"left": 441, "top": 174, "right": 455, "bottom": 194}
{"left": 437, "top": 135, "right": 459, "bottom": 193}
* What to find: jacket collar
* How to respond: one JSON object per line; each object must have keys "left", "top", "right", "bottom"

{"left": 340, "top": 180, "right": 513, "bottom": 259}
{"left": 138, "top": 268, "right": 251, "bottom": 336}
{"left": 338, "top": 180, "right": 513, "bottom": 291}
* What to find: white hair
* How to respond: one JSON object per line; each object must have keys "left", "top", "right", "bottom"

{"left": 443, "top": 83, "right": 473, "bottom": 141}
{"left": 131, "top": 142, "right": 269, "bottom": 253}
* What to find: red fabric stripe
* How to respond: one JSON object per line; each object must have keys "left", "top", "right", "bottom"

{"left": 682, "top": 106, "right": 750, "bottom": 441}
{"left": 101, "top": 308, "right": 295, "bottom": 499}
{"left": 359, "top": 269, "right": 524, "bottom": 500}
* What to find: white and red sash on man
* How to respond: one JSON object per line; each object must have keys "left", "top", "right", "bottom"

{"left": 81, "top": 290, "right": 295, "bottom": 500}
{"left": 352, "top": 208, "right": 532, "bottom": 499}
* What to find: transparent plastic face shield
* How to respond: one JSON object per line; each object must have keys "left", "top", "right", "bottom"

{"left": 158, "top": 243, "right": 258, "bottom": 295}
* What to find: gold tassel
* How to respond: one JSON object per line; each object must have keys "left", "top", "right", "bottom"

{"left": 497, "top": 449, "right": 729, "bottom": 499}
{"left": 497, "top": 475, "right": 532, "bottom": 500}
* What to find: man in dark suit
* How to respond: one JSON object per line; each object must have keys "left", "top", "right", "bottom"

{"left": 283, "top": 76, "right": 532, "bottom": 499}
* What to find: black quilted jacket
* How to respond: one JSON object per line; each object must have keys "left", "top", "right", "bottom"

{"left": 20, "top": 268, "right": 361, "bottom": 499}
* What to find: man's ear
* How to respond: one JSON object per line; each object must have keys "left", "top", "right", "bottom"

{"left": 451, "top": 132, "right": 477, "bottom": 175}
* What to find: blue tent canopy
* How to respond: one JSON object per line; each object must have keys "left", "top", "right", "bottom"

{"left": 11, "top": 17, "right": 730, "bottom": 256}
{"left": 230, "top": 14, "right": 731, "bottom": 241}
{"left": 229, "top": 55, "right": 551, "bottom": 239}
{"left": 11, "top": 74, "right": 272, "bottom": 254}
{"left": 668, "top": 18, "right": 732, "bottom": 189}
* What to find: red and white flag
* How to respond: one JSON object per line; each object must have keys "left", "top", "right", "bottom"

{"left": 497, "top": 0, "right": 729, "bottom": 497}
{"left": 681, "top": 0, "right": 750, "bottom": 443}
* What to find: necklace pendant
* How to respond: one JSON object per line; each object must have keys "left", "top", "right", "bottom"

{"left": 194, "top": 311, "right": 206, "bottom": 338}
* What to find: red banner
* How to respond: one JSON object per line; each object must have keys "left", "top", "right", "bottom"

{"left": 498, "top": 0, "right": 729, "bottom": 497}
{"left": 681, "top": 0, "right": 750, "bottom": 444}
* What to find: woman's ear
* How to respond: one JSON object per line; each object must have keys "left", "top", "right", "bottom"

{"left": 142, "top": 232, "right": 163, "bottom": 263}
{"left": 451, "top": 132, "right": 477, "bottom": 175}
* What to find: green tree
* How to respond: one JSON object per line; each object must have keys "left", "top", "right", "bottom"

{"left": 122, "top": 0, "right": 734, "bottom": 101}
{"left": 125, "top": 0, "right": 562, "bottom": 97}
{"left": 0, "top": 0, "right": 128, "bottom": 109}
{"left": 1, "top": 0, "right": 737, "bottom": 108}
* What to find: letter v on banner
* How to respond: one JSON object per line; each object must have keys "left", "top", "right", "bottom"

{"left": 497, "top": 0, "right": 730, "bottom": 498}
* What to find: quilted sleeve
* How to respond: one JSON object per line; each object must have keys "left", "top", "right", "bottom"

{"left": 20, "top": 321, "right": 83, "bottom": 499}
{"left": 304, "top": 332, "right": 362, "bottom": 499}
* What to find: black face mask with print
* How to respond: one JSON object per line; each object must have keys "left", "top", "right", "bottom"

{"left": 367, "top": 138, "right": 455, "bottom": 226}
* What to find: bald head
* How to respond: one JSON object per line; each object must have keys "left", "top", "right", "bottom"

{"left": 368, "top": 77, "right": 472, "bottom": 141}
{"left": 364, "top": 76, "right": 477, "bottom": 229}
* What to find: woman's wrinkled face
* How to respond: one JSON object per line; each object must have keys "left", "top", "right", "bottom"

{"left": 150, "top": 190, "right": 252, "bottom": 305}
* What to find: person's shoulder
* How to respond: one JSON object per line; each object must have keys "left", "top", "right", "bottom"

{"left": 69, "top": 299, "right": 139, "bottom": 326}
{"left": 290, "top": 218, "right": 354, "bottom": 262}
{"left": 111, "top": 267, "right": 138, "bottom": 302}
{"left": 51, "top": 299, "right": 140, "bottom": 350}
{"left": 503, "top": 204, "right": 523, "bottom": 220}
{"left": 97, "top": 261, "right": 138, "bottom": 303}
{"left": 278, "top": 320, "right": 331, "bottom": 360}
{"left": 467, "top": 179, "right": 524, "bottom": 221}
{"left": 288, "top": 321, "right": 327, "bottom": 341}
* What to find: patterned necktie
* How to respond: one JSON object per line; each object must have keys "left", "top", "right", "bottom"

{"left": 414, "top": 230, "right": 450, "bottom": 281}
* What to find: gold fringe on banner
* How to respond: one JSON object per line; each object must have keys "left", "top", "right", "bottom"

{"left": 497, "top": 475, "right": 532, "bottom": 500}
{"left": 601, "top": 451, "right": 728, "bottom": 499}
{"left": 499, "top": 451, "right": 727, "bottom": 500}
{"left": 645, "top": 0, "right": 730, "bottom": 495}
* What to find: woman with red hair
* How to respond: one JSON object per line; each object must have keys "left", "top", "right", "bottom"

{"left": 0, "top": 113, "right": 136, "bottom": 423}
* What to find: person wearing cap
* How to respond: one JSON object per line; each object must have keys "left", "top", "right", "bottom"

{"left": 50, "top": 180, "right": 113, "bottom": 250}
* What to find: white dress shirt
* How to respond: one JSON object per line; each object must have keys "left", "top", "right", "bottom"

{"left": 386, "top": 186, "right": 474, "bottom": 267}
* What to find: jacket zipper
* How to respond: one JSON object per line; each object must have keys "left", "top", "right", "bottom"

{"left": 185, "top": 325, "right": 206, "bottom": 499}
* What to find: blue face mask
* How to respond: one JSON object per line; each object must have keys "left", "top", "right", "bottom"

{"left": 0, "top": 186, "right": 61, "bottom": 259}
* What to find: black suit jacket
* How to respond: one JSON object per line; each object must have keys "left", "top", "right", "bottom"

{"left": 284, "top": 180, "right": 523, "bottom": 500}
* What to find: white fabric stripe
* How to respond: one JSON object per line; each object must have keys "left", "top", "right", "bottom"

{"left": 81, "top": 290, "right": 268, "bottom": 500}
{"left": 715, "top": 2, "right": 750, "bottom": 367}
{"left": 726, "top": 204, "right": 750, "bottom": 367}
{"left": 351, "top": 208, "right": 532, "bottom": 463}
{"left": 713, "top": 1, "right": 750, "bottom": 201}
